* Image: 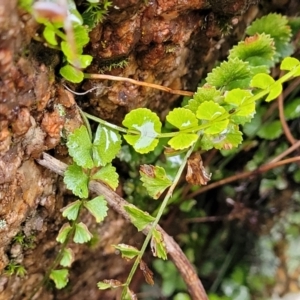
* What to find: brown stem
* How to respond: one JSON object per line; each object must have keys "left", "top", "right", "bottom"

{"left": 84, "top": 73, "right": 194, "bottom": 97}
{"left": 188, "top": 156, "right": 300, "bottom": 198}
{"left": 184, "top": 216, "right": 225, "bottom": 223}
{"left": 269, "top": 140, "right": 300, "bottom": 163}
{"left": 36, "top": 153, "right": 208, "bottom": 300}
{"left": 278, "top": 92, "right": 296, "bottom": 145}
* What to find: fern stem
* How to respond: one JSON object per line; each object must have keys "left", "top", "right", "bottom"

{"left": 51, "top": 26, "right": 67, "bottom": 41}
{"left": 79, "top": 108, "right": 93, "bottom": 139}
{"left": 121, "top": 134, "right": 198, "bottom": 298}
{"left": 29, "top": 206, "right": 82, "bottom": 299}
{"left": 83, "top": 112, "right": 134, "bottom": 134}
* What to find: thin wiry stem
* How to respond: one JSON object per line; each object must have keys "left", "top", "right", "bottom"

{"left": 278, "top": 92, "right": 297, "bottom": 145}
{"left": 121, "top": 138, "right": 198, "bottom": 299}
{"left": 84, "top": 73, "right": 194, "bottom": 96}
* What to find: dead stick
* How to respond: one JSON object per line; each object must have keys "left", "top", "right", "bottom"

{"left": 188, "top": 156, "right": 300, "bottom": 198}
{"left": 36, "top": 152, "right": 208, "bottom": 300}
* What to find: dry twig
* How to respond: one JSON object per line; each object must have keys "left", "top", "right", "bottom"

{"left": 188, "top": 155, "right": 300, "bottom": 198}
{"left": 36, "top": 152, "right": 208, "bottom": 300}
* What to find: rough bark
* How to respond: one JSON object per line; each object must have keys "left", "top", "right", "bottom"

{"left": 1, "top": 0, "right": 296, "bottom": 299}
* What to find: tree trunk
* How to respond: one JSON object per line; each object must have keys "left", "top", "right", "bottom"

{"left": 0, "top": 0, "right": 297, "bottom": 299}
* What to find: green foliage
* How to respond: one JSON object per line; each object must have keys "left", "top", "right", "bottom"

{"left": 206, "top": 58, "right": 251, "bottom": 90}
{"left": 83, "top": 196, "right": 108, "bottom": 223}
{"left": 151, "top": 229, "right": 167, "bottom": 260}
{"left": 31, "top": 0, "right": 93, "bottom": 82}
{"left": 66, "top": 125, "right": 94, "bottom": 168}
{"left": 225, "top": 89, "right": 255, "bottom": 123}
{"left": 250, "top": 73, "right": 282, "bottom": 102}
{"left": 18, "top": 0, "right": 33, "bottom": 11}
{"left": 168, "top": 132, "right": 199, "bottom": 150}
{"left": 97, "top": 281, "right": 114, "bottom": 290}
{"left": 92, "top": 125, "right": 122, "bottom": 167}
{"left": 13, "top": 232, "right": 26, "bottom": 245}
{"left": 24, "top": 0, "right": 113, "bottom": 82}
{"left": 174, "top": 293, "right": 191, "bottom": 300}
{"left": 139, "top": 165, "right": 172, "bottom": 199}
{"left": 185, "top": 85, "right": 223, "bottom": 113}
{"left": 73, "top": 222, "right": 93, "bottom": 243}
{"left": 60, "top": 64, "right": 85, "bottom": 83}
{"left": 284, "top": 97, "right": 300, "bottom": 120}
{"left": 82, "top": 0, "right": 112, "bottom": 28}
{"left": 123, "top": 108, "right": 162, "bottom": 153}
{"left": 199, "top": 124, "right": 243, "bottom": 151}
{"left": 63, "top": 26, "right": 90, "bottom": 56}
{"left": 67, "top": 123, "right": 122, "bottom": 168}
{"left": 48, "top": 120, "right": 121, "bottom": 288}
{"left": 56, "top": 223, "right": 72, "bottom": 244}
{"left": 257, "top": 120, "right": 283, "bottom": 140}
{"left": 13, "top": 231, "right": 35, "bottom": 249}
{"left": 124, "top": 205, "right": 155, "bottom": 231}
{"left": 113, "top": 244, "right": 140, "bottom": 260}
{"left": 197, "top": 101, "right": 229, "bottom": 134}
{"left": 152, "top": 260, "right": 187, "bottom": 297}
{"left": 281, "top": 56, "right": 300, "bottom": 76}
{"left": 166, "top": 108, "right": 199, "bottom": 130}
{"left": 246, "top": 13, "right": 292, "bottom": 61}
{"left": 97, "top": 279, "right": 137, "bottom": 299}
{"left": 229, "top": 33, "right": 275, "bottom": 70}
{"left": 64, "top": 163, "right": 89, "bottom": 198}
{"left": 83, "top": 13, "right": 300, "bottom": 298}
{"left": 64, "top": 124, "right": 121, "bottom": 197}
{"left": 166, "top": 108, "right": 199, "bottom": 149}
{"left": 62, "top": 200, "right": 82, "bottom": 220}
{"left": 35, "top": 11, "right": 300, "bottom": 299}
{"left": 4, "top": 262, "right": 27, "bottom": 277}
{"left": 43, "top": 25, "right": 58, "bottom": 45}
{"left": 97, "top": 279, "right": 123, "bottom": 290}
{"left": 60, "top": 248, "right": 74, "bottom": 267}
{"left": 280, "top": 56, "right": 300, "bottom": 71}
{"left": 50, "top": 269, "right": 69, "bottom": 289}
{"left": 91, "top": 164, "right": 119, "bottom": 190}
{"left": 100, "top": 59, "right": 129, "bottom": 72}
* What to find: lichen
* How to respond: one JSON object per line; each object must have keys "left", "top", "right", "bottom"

{"left": 0, "top": 219, "right": 7, "bottom": 229}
